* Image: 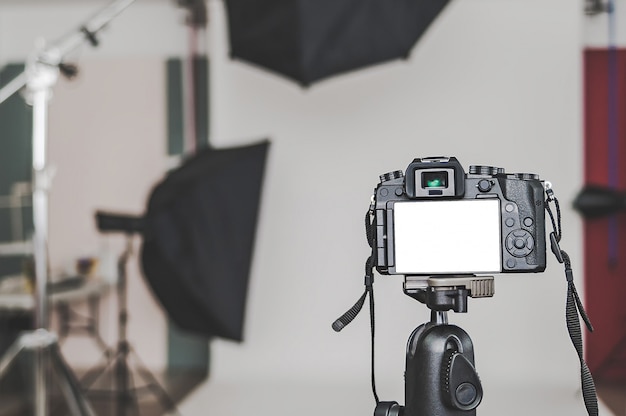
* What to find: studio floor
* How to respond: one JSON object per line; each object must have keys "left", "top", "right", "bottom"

{"left": 0, "top": 366, "right": 204, "bottom": 416}
{"left": 178, "top": 379, "right": 620, "bottom": 416}
{"left": 0, "top": 368, "right": 622, "bottom": 415}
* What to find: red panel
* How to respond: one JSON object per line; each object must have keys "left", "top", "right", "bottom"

{"left": 584, "top": 48, "right": 626, "bottom": 381}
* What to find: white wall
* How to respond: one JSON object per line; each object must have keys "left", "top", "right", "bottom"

{"left": 184, "top": 0, "right": 594, "bottom": 415}
{"left": 0, "top": 0, "right": 189, "bottom": 65}
{"left": 0, "top": 0, "right": 612, "bottom": 415}
{"left": 47, "top": 57, "right": 172, "bottom": 369}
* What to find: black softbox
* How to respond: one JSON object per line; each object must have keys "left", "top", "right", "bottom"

{"left": 140, "top": 140, "right": 270, "bottom": 342}
{"left": 224, "top": 0, "right": 451, "bottom": 86}
{"left": 574, "top": 185, "right": 626, "bottom": 218}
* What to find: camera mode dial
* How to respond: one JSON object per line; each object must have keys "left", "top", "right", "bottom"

{"left": 379, "top": 170, "right": 404, "bottom": 183}
{"left": 510, "top": 172, "right": 540, "bottom": 181}
{"left": 469, "top": 165, "right": 504, "bottom": 176}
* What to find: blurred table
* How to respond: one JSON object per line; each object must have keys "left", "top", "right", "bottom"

{"left": 0, "top": 277, "right": 108, "bottom": 309}
{"left": 0, "top": 277, "right": 111, "bottom": 349}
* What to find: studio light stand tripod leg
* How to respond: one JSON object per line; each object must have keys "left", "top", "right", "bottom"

{"left": 0, "top": 330, "right": 95, "bottom": 416}
{"left": 80, "top": 236, "right": 179, "bottom": 416}
{"left": 51, "top": 340, "right": 96, "bottom": 415}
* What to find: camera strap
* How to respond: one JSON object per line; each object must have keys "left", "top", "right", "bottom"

{"left": 334, "top": 191, "right": 599, "bottom": 415}
{"left": 545, "top": 188, "right": 598, "bottom": 416}
{"left": 332, "top": 208, "right": 380, "bottom": 405}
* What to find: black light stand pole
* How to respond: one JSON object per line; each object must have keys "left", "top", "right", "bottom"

{"left": 116, "top": 235, "right": 135, "bottom": 415}
{"left": 113, "top": 235, "right": 179, "bottom": 416}
{"left": 81, "top": 213, "right": 179, "bottom": 415}
{"left": 0, "top": 1, "right": 136, "bottom": 415}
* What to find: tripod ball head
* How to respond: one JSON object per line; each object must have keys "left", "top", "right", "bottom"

{"left": 404, "top": 323, "right": 481, "bottom": 416}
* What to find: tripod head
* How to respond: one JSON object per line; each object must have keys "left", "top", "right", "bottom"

{"left": 404, "top": 275, "right": 495, "bottom": 313}
{"left": 373, "top": 275, "right": 492, "bottom": 416}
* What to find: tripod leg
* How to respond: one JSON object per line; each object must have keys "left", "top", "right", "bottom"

{"left": 115, "top": 351, "right": 140, "bottom": 416}
{"left": 137, "top": 367, "right": 180, "bottom": 415}
{"left": 34, "top": 347, "right": 47, "bottom": 416}
{"left": 50, "top": 344, "right": 97, "bottom": 416}
{"left": 54, "top": 352, "right": 83, "bottom": 416}
{"left": 129, "top": 347, "right": 180, "bottom": 415}
{"left": 2, "top": 332, "right": 53, "bottom": 416}
{"left": 0, "top": 337, "right": 25, "bottom": 378}
{"left": 80, "top": 347, "right": 117, "bottom": 390}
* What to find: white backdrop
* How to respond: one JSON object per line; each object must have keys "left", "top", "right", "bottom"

{"left": 205, "top": 0, "right": 583, "bottom": 383}
{"left": 189, "top": 0, "right": 594, "bottom": 414}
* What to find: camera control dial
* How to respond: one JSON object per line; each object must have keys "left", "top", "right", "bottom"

{"left": 511, "top": 172, "right": 540, "bottom": 180}
{"left": 469, "top": 165, "right": 505, "bottom": 176}
{"left": 379, "top": 170, "right": 404, "bottom": 183}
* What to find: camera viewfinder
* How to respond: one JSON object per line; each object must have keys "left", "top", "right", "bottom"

{"left": 422, "top": 171, "right": 448, "bottom": 189}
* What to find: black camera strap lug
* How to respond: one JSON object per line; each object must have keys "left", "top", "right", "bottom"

{"left": 544, "top": 181, "right": 555, "bottom": 200}
{"left": 545, "top": 188, "right": 598, "bottom": 416}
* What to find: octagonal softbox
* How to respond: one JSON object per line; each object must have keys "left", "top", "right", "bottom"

{"left": 224, "top": 0, "right": 451, "bottom": 86}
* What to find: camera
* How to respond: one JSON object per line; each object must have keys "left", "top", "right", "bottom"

{"left": 333, "top": 157, "right": 597, "bottom": 416}
{"left": 373, "top": 156, "right": 546, "bottom": 276}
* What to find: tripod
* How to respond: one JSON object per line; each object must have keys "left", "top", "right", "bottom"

{"left": 375, "top": 275, "right": 493, "bottom": 416}
{"left": 80, "top": 234, "right": 179, "bottom": 416}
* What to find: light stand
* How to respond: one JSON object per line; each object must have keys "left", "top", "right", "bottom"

{"left": 80, "top": 228, "right": 179, "bottom": 416}
{"left": 375, "top": 275, "right": 494, "bottom": 416}
{"left": 0, "top": 1, "right": 136, "bottom": 415}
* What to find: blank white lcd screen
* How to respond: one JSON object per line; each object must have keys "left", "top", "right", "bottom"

{"left": 393, "top": 199, "right": 501, "bottom": 274}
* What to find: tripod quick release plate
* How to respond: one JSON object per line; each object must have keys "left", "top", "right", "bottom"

{"left": 404, "top": 276, "right": 495, "bottom": 313}
{"left": 405, "top": 276, "right": 495, "bottom": 297}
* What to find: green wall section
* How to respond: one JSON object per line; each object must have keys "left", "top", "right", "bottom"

{"left": 193, "top": 57, "right": 210, "bottom": 149}
{"left": 167, "top": 57, "right": 210, "bottom": 155}
{"left": 0, "top": 64, "right": 33, "bottom": 277}
{"left": 167, "top": 59, "right": 185, "bottom": 156}
{"left": 167, "top": 321, "right": 210, "bottom": 372}
{"left": 166, "top": 57, "right": 211, "bottom": 373}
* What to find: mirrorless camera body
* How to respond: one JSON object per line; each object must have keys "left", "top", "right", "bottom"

{"left": 373, "top": 156, "right": 547, "bottom": 276}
